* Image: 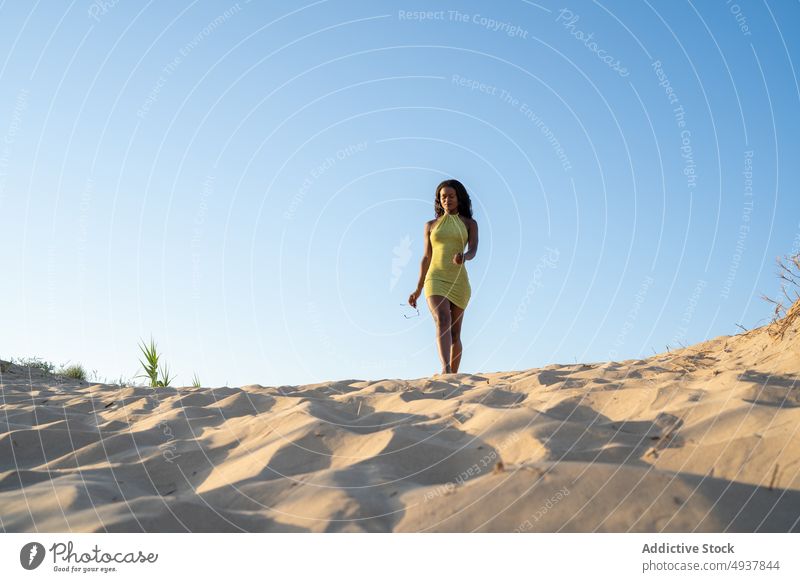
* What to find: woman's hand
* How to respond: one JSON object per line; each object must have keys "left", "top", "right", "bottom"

{"left": 452, "top": 252, "right": 464, "bottom": 265}
{"left": 408, "top": 288, "right": 422, "bottom": 309}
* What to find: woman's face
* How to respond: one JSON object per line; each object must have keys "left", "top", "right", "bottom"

{"left": 439, "top": 186, "right": 458, "bottom": 213}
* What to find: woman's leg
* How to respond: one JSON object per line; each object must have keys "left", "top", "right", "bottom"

{"left": 426, "top": 294, "right": 452, "bottom": 373}
{"left": 449, "top": 303, "right": 466, "bottom": 373}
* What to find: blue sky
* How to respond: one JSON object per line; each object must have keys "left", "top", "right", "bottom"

{"left": 1, "top": 0, "right": 798, "bottom": 387}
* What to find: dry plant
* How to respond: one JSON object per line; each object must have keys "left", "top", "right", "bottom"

{"left": 761, "top": 252, "right": 800, "bottom": 340}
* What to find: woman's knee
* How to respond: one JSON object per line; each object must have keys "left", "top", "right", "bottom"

{"left": 450, "top": 320, "right": 463, "bottom": 342}
{"left": 449, "top": 310, "right": 465, "bottom": 342}
{"left": 427, "top": 296, "right": 451, "bottom": 324}
{"left": 434, "top": 311, "right": 452, "bottom": 329}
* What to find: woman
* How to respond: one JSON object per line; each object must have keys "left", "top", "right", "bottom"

{"left": 408, "top": 179, "right": 479, "bottom": 375}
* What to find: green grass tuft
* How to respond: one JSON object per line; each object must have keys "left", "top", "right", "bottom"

{"left": 136, "top": 336, "right": 176, "bottom": 387}
{"left": 158, "top": 362, "right": 176, "bottom": 387}
{"left": 58, "top": 363, "right": 87, "bottom": 381}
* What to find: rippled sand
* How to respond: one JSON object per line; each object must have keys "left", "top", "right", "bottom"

{"left": 2, "top": 314, "right": 799, "bottom": 532}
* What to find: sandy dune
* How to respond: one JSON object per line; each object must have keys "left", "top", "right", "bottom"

{"left": 2, "top": 311, "right": 800, "bottom": 532}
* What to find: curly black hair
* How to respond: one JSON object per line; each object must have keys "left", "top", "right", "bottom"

{"left": 433, "top": 179, "right": 473, "bottom": 219}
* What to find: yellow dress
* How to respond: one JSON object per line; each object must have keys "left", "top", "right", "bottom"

{"left": 424, "top": 212, "right": 471, "bottom": 309}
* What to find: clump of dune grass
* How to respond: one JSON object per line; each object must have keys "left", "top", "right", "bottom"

{"left": 136, "top": 336, "right": 176, "bottom": 388}
{"left": 114, "top": 374, "right": 134, "bottom": 387}
{"left": 11, "top": 356, "right": 55, "bottom": 375}
{"left": 191, "top": 372, "right": 201, "bottom": 388}
{"left": 761, "top": 251, "right": 800, "bottom": 340}
{"left": 58, "top": 363, "right": 87, "bottom": 381}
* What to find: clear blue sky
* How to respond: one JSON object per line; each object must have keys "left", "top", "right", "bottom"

{"left": 1, "top": 1, "right": 798, "bottom": 387}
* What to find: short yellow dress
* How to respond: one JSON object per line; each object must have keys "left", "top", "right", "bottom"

{"left": 424, "top": 212, "right": 471, "bottom": 309}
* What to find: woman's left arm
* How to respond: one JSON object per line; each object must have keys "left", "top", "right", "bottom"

{"left": 463, "top": 219, "right": 479, "bottom": 261}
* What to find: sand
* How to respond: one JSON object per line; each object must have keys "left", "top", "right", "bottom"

{"left": 2, "top": 311, "right": 800, "bottom": 532}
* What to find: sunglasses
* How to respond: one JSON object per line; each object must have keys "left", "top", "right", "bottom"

{"left": 400, "top": 303, "right": 420, "bottom": 318}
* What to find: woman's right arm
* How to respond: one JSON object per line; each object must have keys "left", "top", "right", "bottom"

{"left": 415, "top": 221, "right": 432, "bottom": 291}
